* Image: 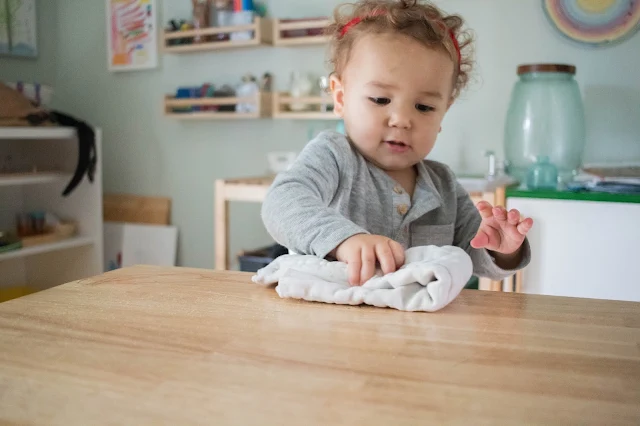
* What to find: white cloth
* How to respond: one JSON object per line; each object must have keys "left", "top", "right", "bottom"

{"left": 252, "top": 245, "right": 473, "bottom": 312}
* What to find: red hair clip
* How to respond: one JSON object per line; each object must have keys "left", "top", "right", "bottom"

{"left": 448, "top": 29, "right": 461, "bottom": 66}
{"left": 339, "top": 16, "right": 363, "bottom": 38}
{"left": 339, "top": 9, "right": 385, "bottom": 38}
{"left": 339, "top": 13, "right": 461, "bottom": 70}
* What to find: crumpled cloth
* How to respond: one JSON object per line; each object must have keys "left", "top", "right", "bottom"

{"left": 252, "top": 245, "right": 473, "bottom": 312}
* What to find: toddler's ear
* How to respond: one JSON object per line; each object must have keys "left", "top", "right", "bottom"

{"left": 329, "top": 74, "right": 345, "bottom": 117}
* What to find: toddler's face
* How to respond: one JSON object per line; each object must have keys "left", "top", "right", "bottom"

{"left": 331, "top": 33, "right": 455, "bottom": 172}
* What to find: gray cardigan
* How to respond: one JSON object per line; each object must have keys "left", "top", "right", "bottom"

{"left": 261, "top": 130, "right": 530, "bottom": 280}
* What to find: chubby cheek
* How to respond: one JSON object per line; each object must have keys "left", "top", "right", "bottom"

{"left": 344, "top": 98, "right": 382, "bottom": 141}
{"left": 412, "top": 124, "right": 440, "bottom": 157}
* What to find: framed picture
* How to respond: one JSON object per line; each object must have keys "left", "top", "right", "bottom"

{"left": 106, "top": 0, "right": 158, "bottom": 71}
{"left": 0, "top": 0, "right": 38, "bottom": 58}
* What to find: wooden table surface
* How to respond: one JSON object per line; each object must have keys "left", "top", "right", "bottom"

{"left": 0, "top": 266, "right": 638, "bottom": 425}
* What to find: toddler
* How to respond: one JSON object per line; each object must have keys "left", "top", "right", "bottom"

{"left": 262, "top": 0, "right": 533, "bottom": 286}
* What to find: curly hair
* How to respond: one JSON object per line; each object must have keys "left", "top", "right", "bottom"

{"left": 326, "top": 0, "right": 474, "bottom": 99}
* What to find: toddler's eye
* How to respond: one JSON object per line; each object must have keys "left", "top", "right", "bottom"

{"left": 369, "top": 97, "right": 390, "bottom": 106}
{"left": 416, "top": 104, "right": 435, "bottom": 112}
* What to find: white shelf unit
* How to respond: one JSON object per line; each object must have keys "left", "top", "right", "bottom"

{"left": 0, "top": 127, "right": 76, "bottom": 140}
{"left": 0, "top": 127, "right": 103, "bottom": 294}
{"left": 0, "top": 172, "right": 71, "bottom": 187}
{"left": 0, "top": 236, "right": 95, "bottom": 262}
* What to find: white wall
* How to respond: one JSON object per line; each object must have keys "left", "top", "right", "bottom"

{"left": 2, "top": 0, "right": 639, "bottom": 269}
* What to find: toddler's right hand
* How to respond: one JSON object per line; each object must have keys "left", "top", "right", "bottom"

{"left": 334, "top": 234, "right": 405, "bottom": 286}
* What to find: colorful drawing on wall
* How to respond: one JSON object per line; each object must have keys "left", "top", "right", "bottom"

{"left": 543, "top": 0, "right": 640, "bottom": 47}
{"left": 106, "top": 0, "right": 157, "bottom": 71}
{"left": 0, "top": 0, "right": 37, "bottom": 58}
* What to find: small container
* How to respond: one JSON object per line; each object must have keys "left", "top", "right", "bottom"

{"left": 16, "top": 213, "right": 32, "bottom": 237}
{"left": 30, "top": 211, "right": 46, "bottom": 234}
{"left": 526, "top": 156, "right": 558, "bottom": 190}
{"left": 237, "top": 244, "right": 288, "bottom": 272}
{"left": 216, "top": 10, "right": 254, "bottom": 41}
{"left": 288, "top": 71, "right": 313, "bottom": 111}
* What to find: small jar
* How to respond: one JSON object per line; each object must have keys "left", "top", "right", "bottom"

{"left": 16, "top": 213, "right": 32, "bottom": 237}
{"left": 504, "top": 64, "right": 586, "bottom": 184}
{"left": 288, "top": 72, "right": 313, "bottom": 112}
{"left": 30, "top": 211, "right": 46, "bottom": 234}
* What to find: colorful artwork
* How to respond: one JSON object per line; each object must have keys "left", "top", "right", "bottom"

{"left": 0, "top": 0, "right": 37, "bottom": 58}
{"left": 543, "top": 0, "right": 640, "bottom": 47}
{"left": 106, "top": 0, "right": 157, "bottom": 71}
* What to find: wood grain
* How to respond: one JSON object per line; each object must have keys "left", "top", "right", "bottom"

{"left": 0, "top": 266, "right": 638, "bottom": 425}
{"left": 103, "top": 193, "right": 171, "bottom": 225}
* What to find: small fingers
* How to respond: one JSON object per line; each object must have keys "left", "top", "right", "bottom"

{"left": 360, "top": 246, "right": 376, "bottom": 285}
{"left": 470, "top": 229, "right": 489, "bottom": 249}
{"left": 492, "top": 206, "right": 508, "bottom": 222}
{"left": 389, "top": 240, "right": 406, "bottom": 269}
{"left": 346, "top": 250, "right": 362, "bottom": 286}
{"left": 517, "top": 217, "right": 534, "bottom": 234}
{"left": 375, "top": 242, "right": 396, "bottom": 276}
{"left": 476, "top": 201, "right": 494, "bottom": 219}
{"left": 507, "top": 209, "right": 521, "bottom": 226}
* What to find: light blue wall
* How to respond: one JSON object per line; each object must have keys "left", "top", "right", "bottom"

{"left": 433, "top": 0, "right": 640, "bottom": 171}
{"left": 2, "top": 0, "right": 639, "bottom": 269}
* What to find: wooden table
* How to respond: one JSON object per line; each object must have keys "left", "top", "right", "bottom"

{"left": 1, "top": 266, "right": 638, "bottom": 425}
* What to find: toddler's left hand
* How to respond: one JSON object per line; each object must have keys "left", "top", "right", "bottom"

{"left": 470, "top": 201, "right": 533, "bottom": 255}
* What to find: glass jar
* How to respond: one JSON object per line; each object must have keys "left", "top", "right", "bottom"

{"left": 526, "top": 155, "right": 558, "bottom": 190}
{"left": 504, "top": 64, "right": 586, "bottom": 184}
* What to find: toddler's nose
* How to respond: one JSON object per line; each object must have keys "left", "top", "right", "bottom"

{"left": 388, "top": 106, "right": 412, "bottom": 129}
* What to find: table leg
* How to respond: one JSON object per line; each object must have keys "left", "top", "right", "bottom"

{"left": 214, "top": 180, "right": 230, "bottom": 270}
{"left": 478, "top": 277, "right": 491, "bottom": 291}
{"left": 515, "top": 269, "right": 524, "bottom": 293}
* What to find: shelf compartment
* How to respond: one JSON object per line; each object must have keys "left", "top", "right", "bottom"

{"left": 163, "top": 18, "right": 263, "bottom": 53}
{"left": 0, "top": 172, "right": 70, "bottom": 187}
{"left": 261, "top": 18, "right": 330, "bottom": 46}
{"left": 0, "top": 236, "right": 95, "bottom": 262}
{"left": 164, "top": 93, "right": 271, "bottom": 120}
{"left": 269, "top": 92, "right": 338, "bottom": 120}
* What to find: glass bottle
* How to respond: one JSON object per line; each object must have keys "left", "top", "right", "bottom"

{"left": 504, "top": 64, "right": 586, "bottom": 184}
{"left": 526, "top": 156, "right": 558, "bottom": 190}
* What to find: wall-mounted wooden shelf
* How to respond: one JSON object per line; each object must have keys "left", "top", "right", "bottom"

{"left": 162, "top": 17, "right": 331, "bottom": 52}
{"left": 269, "top": 92, "right": 338, "bottom": 120}
{"left": 164, "top": 93, "right": 271, "bottom": 120}
{"left": 261, "top": 18, "right": 330, "bottom": 46}
{"left": 163, "top": 18, "right": 263, "bottom": 53}
{"left": 163, "top": 92, "right": 338, "bottom": 121}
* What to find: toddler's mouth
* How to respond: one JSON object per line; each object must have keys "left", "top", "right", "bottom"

{"left": 385, "top": 140, "right": 411, "bottom": 152}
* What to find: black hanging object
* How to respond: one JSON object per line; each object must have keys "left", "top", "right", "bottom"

{"left": 46, "top": 111, "right": 97, "bottom": 197}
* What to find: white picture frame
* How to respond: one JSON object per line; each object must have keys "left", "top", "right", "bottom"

{"left": 106, "top": 0, "right": 158, "bottom": 72}
{"left": 0, "top": 0, "right": 38, "bottom": 58}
